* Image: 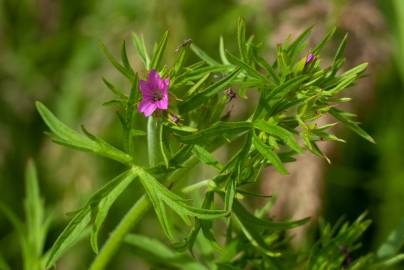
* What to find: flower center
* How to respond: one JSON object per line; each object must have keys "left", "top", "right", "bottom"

{"left": 152, "top": 90, "right": 163, "bottom": 102}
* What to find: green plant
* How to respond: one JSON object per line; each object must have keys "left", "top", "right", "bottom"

{"left": 0, "top": 161, "right": 52, "bottom": 270}
{"left": 30, "top": 18, "right": 403, "bottom": 269}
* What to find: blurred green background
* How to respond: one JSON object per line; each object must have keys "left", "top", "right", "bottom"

{"left": 0, "top": 0, "right": 403, "bottom": 269}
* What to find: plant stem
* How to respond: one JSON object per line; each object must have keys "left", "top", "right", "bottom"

{"left": 88, "top": 195, "right": 150, "bottom": 270}
{"left": 147, "top": 116, "right": 160, "bottom": 167}
{"left": 181, "top": 179, "right": 210, "bottom": 193}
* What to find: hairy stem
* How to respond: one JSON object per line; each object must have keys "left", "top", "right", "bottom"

{"left": 147, "top": 116, "right": 160, "bottom": 167}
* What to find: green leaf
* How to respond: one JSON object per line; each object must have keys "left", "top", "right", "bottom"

{"left": 236, "top": 190, "right": 272, "bottom": 198}
{"left": 137, "top": 167, "right": 226, "bottom": 218}
{"left": 136, "top": 167, "right": 227, "bottom": 239}
{"left": 231, "top": 197, "right": 307, "bottom": 256}
{"left": 45, "top": 208, "right": 91, "bottom": 268}
{"left": 226, "top": 50, "right": 268, "bottom": 81}
{"left": 150, "top": 31, "right": 168, "bottom": 70}
{"left": 237, "top": 17, "right": 248, "bottom": 62}
{"left": 192, "top": 145, "right": 222, "bottom": 170}
{"left": 377, "top": 216, "right": 404, "bottom": 259}
{"left": 184, "top": 72, "right": 211, "bottom": 98}
{"left": 287, "top": 26, "right": 313, "bottom": 63}
{"left": 313, "top": 26, "right": 336, "bottom": 54}
{"left": 374, "top": 254, "right": 404, "bottom": 269}
{"left": 24, "top": 160, "right": 44, "bottom": 258}
{"left": 138, "top": 167, "right": 175, "bottom": 240}
{"left": 190, "top": 43, "right": 219, "bottom": 66}
{"left": 179, "top": 67, "right": 241, "bottom": 113}
{"left": 233, "top": 213, "right": 280, "bottom": 257}
{"left": 159, "top": 125, "right": 171, "bottom": 169}
{"left": 46, "top": 170, "right": 137, "bottom": 267}
{"left": 233, "top": 200, "right": 309, "bottom": 230}
{"left": 340, "top": 62, "right": 368, "bottom": 78}
{"left": 101, "top": 43, "right": 135, "bottom": 81}
{"left": 219, "top": 36, "right": 231, "bottom": 65}
{"left": 333, "top": 34, "right": 348, "bottom": 63}
{"left": 173, "top": 46, "right": 188, "bottom": 76}
{"left": 178, "top": 121, "right": 252, "bottom": 145}
{"left": 120, "top": 40, "right": 134, "bottom": 76}
{"left": 255, "top": 56, "right": 280, "bottom": 84}
{"left": 329, "top": 107, "right": 375, "bottom": 143}
{"left": 90, "top": 170, "right": 138, "bottom": 253}
{"left": 125, "top": 234, "right": 208, "bottom": 270}
{"left": 169, "top": 125, "right": 198, "bottom": 133}
{"left": 252, "top": 133, "right": 288, "bottom": 174}
{"left": 199, "top": 192, "right": 223, "bottom": 251}
{"left": 36, "top": 102, "right": 133, "bottom": 165}
{"left": 267, "top": 74, "right": 309, "bottom": 101}
{"left": 0, "top": 203, "right": 25, "bottom": 244}
{"left": 126, "top": 76, "right": 139, "bottom": 156}
{"left": 132, "top": 32, "right": 150, "bottom": 69}
{"left": 254, "top": 120, "right": 303, "bottom": 153}
{"left": 224, "top": 178, "right": 236, "bottom": 212}
{"left": 125, "top": 234, "right": 179, "bottom": 259}
{"left": 130, "top": 129, "right": 146, "bottom": 137}
{"left": 178, "top": 65, "right": 232, "bottom": 84}
{"left": 102, "top": 78, "right": 127, "bottom": 99}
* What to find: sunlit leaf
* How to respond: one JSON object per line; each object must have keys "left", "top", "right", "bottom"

{"left": 179, "top": 67, "right": 241, "bottom": 113}
{"left": 192, "top": 145, "right": 222, "bottom": 170}
{"left": 252, "top": 133, "right": 288, "bottom": 174}
{"left": 132, "top": 32, "right": 150, "bottom": 69}
{"left": 101, "top": 43, "right": 135, "bottom": 81}
{"left": 254, "top": 120, "right": 303, "bottom": 153}
{"left": 150, "top": 31, "right": 168, "bottom": 70}
{"left": 36, "top": 102, "right": 133, "bottom": 165}
{"left": 190, "top": 43, "right": 219, "bottom": 66}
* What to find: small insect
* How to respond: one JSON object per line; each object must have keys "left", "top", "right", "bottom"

{"left": 176, "top": 38, "right": 192, "bottom": 53}
{"left": 224, "top": 88, "right": 237, "bottom": 103}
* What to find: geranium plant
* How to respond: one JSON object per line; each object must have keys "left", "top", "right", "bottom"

{"left": 25, "top": 18, "right": 403, "bottom": 269}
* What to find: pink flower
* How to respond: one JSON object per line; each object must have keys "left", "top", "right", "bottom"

{"left": 138, "top": 69, "right": 169, "bottom": 117}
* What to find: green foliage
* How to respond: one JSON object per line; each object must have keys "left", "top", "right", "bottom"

{"left": 0, "top": 161, "right": 51, "bottom": 270}
{"left": 30, "top": 17, "right": 397, "bottom": 270}
{"left": 45, "top": 170, "right": 137, "bottom": 267}
{"left": 36, "top": 102, "right": 133, "bottom": 166}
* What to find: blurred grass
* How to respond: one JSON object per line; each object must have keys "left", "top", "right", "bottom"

{"left": 0, "top": 0, "right": 403, "bottom": 269}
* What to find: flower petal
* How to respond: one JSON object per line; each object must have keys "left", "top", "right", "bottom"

{"left": 161, "top": 78, "right": 170, "bottom": 95}
{"left": 155, "top": 94, "right": 168, "bottom": 110}
{"left": 139, "top": 80, "right": 150, "bottom": 94}
{"left": 138, "top": 100, "right": 157, "bottom": 117}
{"left": 138, "top": 99, "right": 151, "bottom": 113}
{"left": 147, "top": 69, "right": 161, "bottom": 90}
{"left": 143, "top": 103, "right": 157, "bottom": 116}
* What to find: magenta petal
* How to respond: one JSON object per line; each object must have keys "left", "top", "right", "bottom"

{"left": 138, "top": 99, "right": 150, "bottom": 113}
{"left": 138, "top": 70, "right": 170, "bottom": 117}
{"left": 139, "top": 80, "right": 150, "bottom": 94}
{"left": 161, "top": 78, "right": 170, "bottom": 95}
{"left": 148, "top": 69, "right": 161, "bottom": 90}
{"left": 164, "top": 78, "right": 170, "bottom": 87}
{"left": 155, "top": 95, "right": 168, "bottom": 110}
{"left": 143, "top": 103, "right": 157, "bottom": 116}
{"left": 138, "top": 101, "right": 157, "bottom": 117}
